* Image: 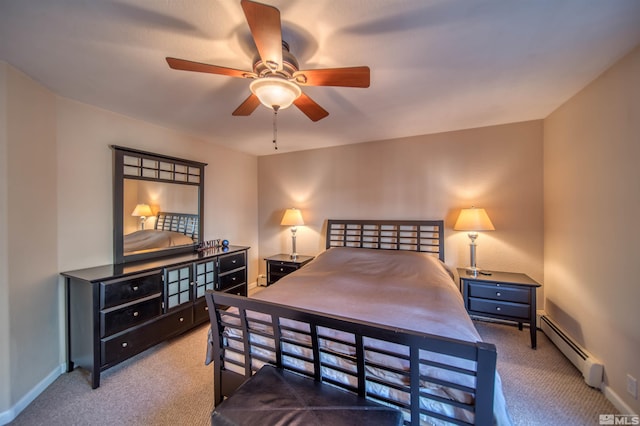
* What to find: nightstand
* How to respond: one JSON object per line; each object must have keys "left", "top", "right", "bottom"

{"left": 458, "top": 269, "right": 541, "bottom": 348}
{"left": 265, "top": 254, "right": 315, "bottom": 285}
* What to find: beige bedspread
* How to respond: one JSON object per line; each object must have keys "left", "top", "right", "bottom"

{"left": 123, "top": 229, "right": 193, "bottom": 253}
{"left": 252, "top": 247, "right": 512, "bottom": 425}
{"left": 255, "top": 247, "right": 473, "bottom": 339}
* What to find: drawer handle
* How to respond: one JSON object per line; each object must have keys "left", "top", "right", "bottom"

{"left": 232, "top": 260, "right": 237, "bottom": 264}
{"left": 132, "top": 286, "right": 139, "bottom": 291}
{"left": 133, "top": 311, "right": 139, "bottom": 317}
{"left": 179, "top": 317, "right": 184, "bottom": 322}
{"left": 496, "top": 292, "right": 501, "bottom": 297}
{"left": 121, "top": 342, "right": 128, "bottom": 348}
{"left": 496, "top": 307, "right": 501, "bottom": 311}
{"left": 279, "top": 268, "right": 284, "bottom": 272}
{"left": 205, "top": 306, "right": 208, "bottom": 311}
{"left": 232, "top": 277, "right": 236, "bottom": 281}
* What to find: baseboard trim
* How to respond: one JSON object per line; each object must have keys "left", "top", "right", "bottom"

{"left": 602, "top": 383, "right": 638, "bottom": 415}
{"left": 0, "top": 363, "right": 65, "bottom": 425}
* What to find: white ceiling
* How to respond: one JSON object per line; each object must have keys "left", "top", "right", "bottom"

{"left": 1, "top": 1, "right": 639, "bottom": 156}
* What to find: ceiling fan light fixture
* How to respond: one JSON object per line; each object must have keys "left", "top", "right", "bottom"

{"left": 250, "top": 76, "right": 301, "bottom": 110}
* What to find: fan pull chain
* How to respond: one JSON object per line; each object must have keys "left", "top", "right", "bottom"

{"left": 272, "top": 105, "right": 279, "bottom": 150}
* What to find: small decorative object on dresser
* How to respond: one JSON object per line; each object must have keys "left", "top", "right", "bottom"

{"left": 265, "top": 253, "right": 314, "bottom": 285}
{"left": 458, "top": 268, "right": 541, "bottom": 348}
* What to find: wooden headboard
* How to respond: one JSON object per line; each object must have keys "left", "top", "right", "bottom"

{"left": 155, "top": 212, "right": 199, "bottom": 243}
{"left": 326, "top": 219, "right": 444, "bottom": 261}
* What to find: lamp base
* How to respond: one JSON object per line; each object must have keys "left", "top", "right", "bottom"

{"left": 463, "top": 266, "right": 492, "bottom": 277}
{"left": 463, "top": 266, "right": 480, "bottom": 276}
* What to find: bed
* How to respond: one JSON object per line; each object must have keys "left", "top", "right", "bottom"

{"left": 206, "top": 219, "right": 512, "bottom": 425}
{"left": 123, "top": 212, "right": 198, "bottom": 253}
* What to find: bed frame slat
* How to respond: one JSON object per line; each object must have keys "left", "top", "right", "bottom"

{"left": 206, "top": 291, "right": 496, "bottom": 425}
{"left": 326, "top": 219, "right": 444, "bottom": 261}
{"left": 154, "top": 211, "right": 199, "bottom": 242}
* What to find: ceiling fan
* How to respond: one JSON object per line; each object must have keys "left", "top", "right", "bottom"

{"left": 166, "top": 0, "right": 370, "bottom": 122}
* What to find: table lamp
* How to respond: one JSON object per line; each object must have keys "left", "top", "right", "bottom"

{"left": 454, "top": 207, "right": 495, "bottom": 274}
{"left": 281, "top": 208, "right": 304, "bottom": 259}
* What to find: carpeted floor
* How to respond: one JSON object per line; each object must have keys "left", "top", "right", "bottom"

{"left": 9, "top": 325, "right": 213, "bottom": 426}
{"left": 9, "top": 320, "right": 617, "bottom": 425}
{"left": 474, "top": 319, "right": 618, "bottom": 426}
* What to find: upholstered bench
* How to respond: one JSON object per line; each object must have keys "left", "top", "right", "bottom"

{"left": 211, "top": 365, "right": 404, "bottom": 426}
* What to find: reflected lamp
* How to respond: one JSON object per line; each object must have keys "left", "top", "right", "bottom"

{"left": 131, "top": 203, "right": 153, "bottom": 230}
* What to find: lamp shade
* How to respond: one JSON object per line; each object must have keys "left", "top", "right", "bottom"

{"left": 131, "top": 203, "right": 153, "bottom": 217}
{"left": 454, "top": 207, "right": 495, "bottom": 231}
{"left": 250, "top": 76, "right": 302, "bottom": 110}
{"left": 281, "top": 208, "right": 304, "bottom": 226}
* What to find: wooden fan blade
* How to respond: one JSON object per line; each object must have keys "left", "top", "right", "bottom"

{"left": 166, "top": 57, "right": 254, "bottom": 79}
{"left": 293, "top": 67, "right": 370, "bottom": 88}
{"left": 232, "top": 94, "right": 261, "bottom": 116}
{"left": 241, "top": 0, "right": 283, "bottom": 71}
{"left": 294, "top": 93, "right": 329, "bottom": 122}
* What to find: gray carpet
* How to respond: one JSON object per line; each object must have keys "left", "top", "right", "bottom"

{"left": 474, "top": 319, "right": 618, "bottom": 426}
{"left": 9, "top": 325, "right": 213, "bottom": 426}
{"left": 9, "top": 320, "right": 617, "bottom": 425}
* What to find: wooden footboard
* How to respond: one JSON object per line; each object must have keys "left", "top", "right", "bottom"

{"left": 205, "top": 291, "right": 497, "bottom": 425}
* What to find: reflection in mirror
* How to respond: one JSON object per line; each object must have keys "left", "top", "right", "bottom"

{"left": 123, "top": 180, "right": 199, "bottom": 254}
{"left": 113, "top": 146, "right": 206, "bottom": 264}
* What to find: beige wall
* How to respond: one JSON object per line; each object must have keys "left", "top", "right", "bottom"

{"left": 55, "top": 97, "right": 259, "bottom": 273}
{"left": 257, "top": 120, "right": 544, "bottom": 292}
{"left": 0, "top": 62, "right": 10, "bottom": 415}
{"left": 544, "top": 45, "right": 640, "bottom": 413}
{"left": 0, "top": 62, "right": 59, "bottom": 417}
{"left": 0, "top": 63, "right": 259, "bottom": 420}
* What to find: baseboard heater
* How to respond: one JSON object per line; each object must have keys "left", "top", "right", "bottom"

{"left": 540, "top": 315, "right": 603, "bottom": 388}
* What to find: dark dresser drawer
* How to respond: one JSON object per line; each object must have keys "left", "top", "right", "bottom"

{"left": 219, "top": 252, "right": 246, "bottom": 273}
{"left": 101, "top": 306, "right": 193, "bottom": 367}
{"left": 193, "top": 298, "right": 210, "bottom": 324}
{"left": 100, "top": 271, "right": 163, "bottom": 309}
{"left": 468, "top": 298, "right": 530, "bottom": 320}
{"left": 468, "top": 282, "right": 530, "bottom": 303}
{"left": 100, "top": 295, "right": 162, "bottom": 338}
{"left": 224, "top": 283, "right": 248, "bottom": 297}
{"left": 219, "top": 269, "right": 246, "bottom": 291}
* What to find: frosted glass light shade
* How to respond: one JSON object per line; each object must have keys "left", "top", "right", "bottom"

{"left": 250, "top": 77, "right": 301, "bottom": 110}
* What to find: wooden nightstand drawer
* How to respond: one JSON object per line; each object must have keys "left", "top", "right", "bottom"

{"left": 265, "top": 254, "right": 315, "bottom": 285}
{"left": 468, "top": 282, "right": 530, "bottom": 303}
{"left": 468, "top": 297, "right": 530, "bottom": 319}
{"left": 459, "top": 269, "right": 541, "bottom": 349}
{"left": 270, "top": 263, "right": 298, "bottom": 275}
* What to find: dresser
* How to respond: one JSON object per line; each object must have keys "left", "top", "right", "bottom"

{"left": 458, "top": 269, "right": 541, "bottom": 348}
{"left": 265, "top": 254, "right": 314, "bottom": 285}
{"left": 62, "top": 246, "right": 248, "bottom": 388}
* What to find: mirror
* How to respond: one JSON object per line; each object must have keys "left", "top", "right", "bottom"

{"left": 112, "top": 146, "right": 206, "bottom": 264}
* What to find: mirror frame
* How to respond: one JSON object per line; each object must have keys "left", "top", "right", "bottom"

{"left": 112, "top": 145, "right": 206, "bottom": 264}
